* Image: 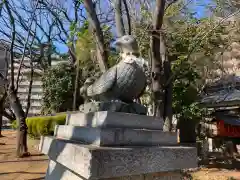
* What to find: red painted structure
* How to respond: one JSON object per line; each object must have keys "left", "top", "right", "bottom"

{"left": 217, "top": 120, "right": 240, "bottom": 137}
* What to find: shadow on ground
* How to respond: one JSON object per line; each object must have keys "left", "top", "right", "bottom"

{"left": 27, "top": 178, "right": 45, "bottom": 180}
{"left": 199, "top": 155, "right": 240, "bottom": 170}
{"left": 0, "top": 159, "right": 48, "bottom": 163}
{"left": 0, "top": 171, "right": 45, "bottom": 175}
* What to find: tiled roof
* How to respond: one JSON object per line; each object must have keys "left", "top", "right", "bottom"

{"left": 201, "top": 89, "right": 240, "bottom": 105}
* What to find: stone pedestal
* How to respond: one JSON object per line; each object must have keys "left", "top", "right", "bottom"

{"left": 39, "top": 111, "right": 197, "bottom": 180}
{"left": 79, "top": 101, "right": 147, "bottom": 115}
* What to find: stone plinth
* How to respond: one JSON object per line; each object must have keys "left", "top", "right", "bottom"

{"left": 46, "top": 160, "right": 184, "bottom": 180}
{"left": 66, "top": 111, "right": 163, "bottom": 130}
{"left": 79, "top": 101, "right": 148, "bottom": 115}
{"left": 40, "top": 136, "right": 197, "bottom": 180}
{"left": 54, "top": 125, "right": 177, "bottom": 146}
{"left": 40, "top": 111, "right": 198, "bottom": 180}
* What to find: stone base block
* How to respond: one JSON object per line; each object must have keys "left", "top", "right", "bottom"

{"left": 54, "top": 125, "right": 178, "bottom": 146}
{"left": 66, "top": 111, "right": 163, "bottom": 130}
{"left": 46, "top": 160, "right": 184, "bottom": 180}
{"left": 46, "top": 160, "right": 80, "bottom": 180}
{"left": 40, "top": 136, "right": 197, "bottom": 179}
{"left": 79, "top": 101, "right": 147, "bottom": 115}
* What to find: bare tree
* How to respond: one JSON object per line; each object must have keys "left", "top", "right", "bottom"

{"left": 5, "top": 0, "right": 28, "bottom": 157}
{"left": 1, "top": 0, "right": 77, "bottom": 117}
{"left": 24, "top": 32, "right": 36, "bottom": 117}
{"left": 113, "top": 0, "right": 126, "bottom": 37}
{"left": 37, "top": 0, "right": 106, "bottom": 110}
{"left": 150, "top": 0, "right": 175, "bottom": 131}
{"left": 122, "top": 0, "right": 131, "bottom": 35}
{"left": 38, "top": 0, "right": 88, "bottom": 65}
{"left": 0, "top": 44, "right": 9, "bottom": 137}
{"left": 2, "top": 0, "right": 40, "bottom": 157}
{"left": 0, "top": 0, "right": 57, "bottom": 70}
{"left": 151, "top": 0, "right": 166, "bottom": 118}
{"left": 83, "top": 0, "right": 109, "bottom": 73}
{"left": 0, "top": 92, "right": 7, "bottom": 137}
{"left": 161, "top": 33, "right": 172, "bottom": 132}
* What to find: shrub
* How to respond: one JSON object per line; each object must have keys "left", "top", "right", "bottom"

{"left": 42, "top": 63, "right": 84, "bottom": 114}
{"left": 11, "top": 120, "right": 18, "bottom": 129}
{"left": 11, "top": 114, "right": 66, "bottom": 138}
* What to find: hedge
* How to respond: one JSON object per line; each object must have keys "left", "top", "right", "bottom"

{"left": 11, "top": 114, "right": 66, "bottom": 138}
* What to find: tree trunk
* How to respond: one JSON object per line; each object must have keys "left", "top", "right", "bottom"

{"left": 3, "top": 109, "right": 15, "bottom": 122}
{"left": 47, "top": 44, "right": 52, "bottom": 67}
{"left": 0, "top": 93, "right": 7, "bottom": 137}
{"left": 25, "top": 60, "right": 33, "bottom": 117}
{"left": 114, "top": 0, "right": 125, "bottom": 37}
{"left": 0, "top": 107, "right": 3, "bottom": 137}
{"left": 9, "top": 90, "right": 29, "bottom": 157}
{"left": 151, "top": 30, "right": 164, "bottom": 118}
{"left": 163, "top": 66, "right": 173, "bottom": 132}
{"left": 83, "top": 0, "right": 108, "bottom": 73}
{"left": 73, "top": 61, "right": 80, "bottom": 111}
{"left": 160, "top": 33, "right": 173, "bottom": 132}
{"left": 5, "top": 0, "right": 29, "bottom": 157}
{"left": 177, "top": 118, "right": 197, "bottom": 143}
{"left": 122, "top": 0, "right": 131, "bottom": 35}
{"left": 151, "top": 0, "right": 166, "bottom": 118}
{"left": 68, "top": 46, "right": 77, "bottom": 66}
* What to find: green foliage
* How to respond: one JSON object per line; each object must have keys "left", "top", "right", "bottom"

{"left": 172, "top": 57, "right": 203, "bottom": 122}
{"left": 163, "top": 5, "right": 231, "bottom": 122}
{"left": 76, "top": 26, "right": 95, "bottom": 66}
{"left": 42, "top": 63, "right": 76, "bottom": 114}
{"left": 76, "top": 25, "right": 99, "bottom": 80}
{"left": 75, "top": 21, "right": 116, "bottom": 81}
{"left": 11, "top": 114, "right": 66, "bottom": 138}
{"left": 135, "top": 1, "right": 217, "bottom": 121}
{"left": 11, "top": 120, "right": 17, "bottom": 129}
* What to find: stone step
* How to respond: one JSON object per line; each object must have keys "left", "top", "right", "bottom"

{"left": 45, "top": 160, "right": 184, "bottom": 180}
{"left": 54, "top": 125, "right": 178, "bottom": 146}
{"left": 66, "top": 111, "right": 163, "bottom": 130}
{"left": 39, "top": 136, "right": 197, "bottom": 179}
{"left": 45, "top": 160, "right": 80, "bottom": 180}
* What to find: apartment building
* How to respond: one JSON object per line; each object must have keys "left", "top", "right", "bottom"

{"left": 0, "top": 40, "right": 66, "bottom": 117}
{"left": 8, "top": 58, "right": 43, "bottom": 116}
{"left": 10, "top": 58, "right": 67, "bottom": 116}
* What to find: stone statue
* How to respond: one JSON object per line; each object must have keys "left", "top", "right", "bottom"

{"left": 79, "top": 35, "right": 148, "bottom": 114}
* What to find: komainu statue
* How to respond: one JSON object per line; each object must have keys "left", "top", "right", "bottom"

{"left": 79, "top": 35, "right": 148, "bottom": 115}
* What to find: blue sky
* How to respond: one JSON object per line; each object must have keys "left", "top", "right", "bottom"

{"left": 56, "top": 1, "right": 212, "bottom": 53}
{"left": 0, "top": 0, "right": 213, "bottom": 54}
{"left": 189, "top": 0, "right": 213, "bottom": 18}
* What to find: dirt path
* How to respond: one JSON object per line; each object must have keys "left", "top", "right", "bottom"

{"left": 0, "top": 130, "right": 48, "bottom": 180}
{"left": 0, "top": 130, "right": 239, "bottom": 180}
{"left": 191, "top": 168, "right": 240, "bottom": 180}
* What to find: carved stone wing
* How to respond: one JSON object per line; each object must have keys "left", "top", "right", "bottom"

{"left": 87, "top": 66, "right": 117, "bottom": 97}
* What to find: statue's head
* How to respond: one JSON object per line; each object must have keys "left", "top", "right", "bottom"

{"left": 114, "top": 35, "right": 139, "bottom": 55}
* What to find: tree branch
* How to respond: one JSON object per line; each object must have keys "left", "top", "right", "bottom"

{"left": 3, "top": 109, "right": 15, "bottom": 121}
{"left": 15, "top": 0, "right": 39, "bottom": 91}
{"left": 5, "top": 0, "right": 16, "bottom": 91}
{"left": 83, "top": 0, "right": 108, "bottom": 72}
{"left": 122, "top": 0, "right": 131, "bottom": 35}
{"left": 114, "top": 0, "right": 125, "bottom": 37}
{"left": 25, "top": 36, "right": 35, "bottom": 117}
{"left": 151, "top": 0, "right": 166, "bottom": 118}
